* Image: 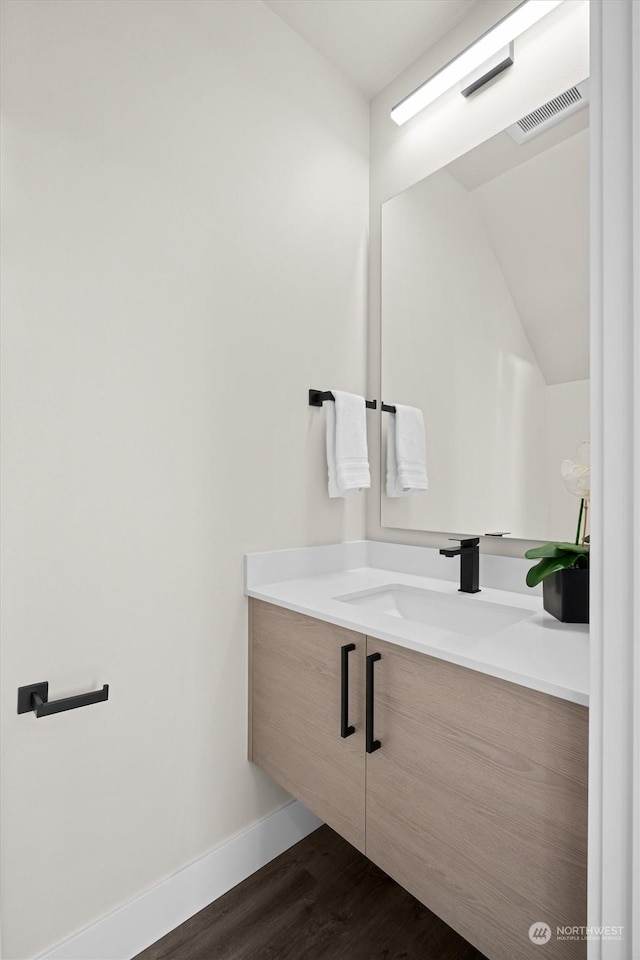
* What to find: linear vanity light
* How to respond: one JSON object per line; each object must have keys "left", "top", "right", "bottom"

{"left": 390, "top": 0, "right": 564, "bottom": 126}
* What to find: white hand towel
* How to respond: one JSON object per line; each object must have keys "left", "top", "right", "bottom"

{"left": 325, "top": 391, "right": 371, "bottom": 498}
{"left": 386, "top": 404, "right": 428, "bottom": 497}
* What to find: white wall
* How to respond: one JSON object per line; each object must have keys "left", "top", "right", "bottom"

{"left": 587, "top": 3, "right": 640, "bottom": 954}
{"left": 0, "top": 1, "right": 368, "bottom": 956}
{"left": 368, "top": 0, "right": 590, "bottom": 556}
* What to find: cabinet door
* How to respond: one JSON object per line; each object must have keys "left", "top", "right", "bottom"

{"left": 250, "top": 599, "right": 366, "bottom": 851}
{"left": 365, "top": 637, "right": 588, "bottom": 960}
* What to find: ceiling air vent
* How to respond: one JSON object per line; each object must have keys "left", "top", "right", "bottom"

{"left": 506, "top": 79, "right": 589, "bottom": 144}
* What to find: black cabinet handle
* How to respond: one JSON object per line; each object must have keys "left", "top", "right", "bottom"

{"left": 341, "top": 643, "right": 356, "bottom": 738}
{"left": 17, "top": 681, "right": 109, "bottom": 718}
{"left": 366, "top": 652, "right": 382, "bottom": 753}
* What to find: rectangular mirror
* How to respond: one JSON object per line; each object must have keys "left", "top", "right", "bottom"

{"left": 381, "top": 89, "right": 589, "bottom": 542}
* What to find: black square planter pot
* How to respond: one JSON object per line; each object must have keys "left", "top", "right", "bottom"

{"left": 543, "top": 567, "right": 589, "bottom": 624}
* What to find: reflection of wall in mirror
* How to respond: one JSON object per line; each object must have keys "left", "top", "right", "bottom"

{"left": 382, "top": 129, "right": 588, "bottom": 541}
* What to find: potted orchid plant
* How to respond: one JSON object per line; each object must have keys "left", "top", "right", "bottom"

{"left": 524, "top": 442, "right": 590, "bottom": 623}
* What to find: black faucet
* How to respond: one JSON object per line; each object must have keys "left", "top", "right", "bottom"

{"left": 439, "top": 537, "right": 480, "bottom": 594}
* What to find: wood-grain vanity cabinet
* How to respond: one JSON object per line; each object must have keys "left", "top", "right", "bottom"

{"left": 366, "top": 637, "right": 588, "bottom": 960}
{"left": 249, "top": 598, "right": 366, "bottom": 852}
{"left": 249, "top": 600, "right": 588, "bottom": 960}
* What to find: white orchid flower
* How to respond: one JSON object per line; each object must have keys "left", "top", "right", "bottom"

{"left": 561, "top": 441, "right": 591, "bottom": 502}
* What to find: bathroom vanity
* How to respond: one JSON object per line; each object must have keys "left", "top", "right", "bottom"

{"left": 246, "top": 543, "right": 589, "bottom": 960}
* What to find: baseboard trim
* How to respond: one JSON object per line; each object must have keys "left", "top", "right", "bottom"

{"left": 37, "top": 800, "right": 322, "bottom": 960}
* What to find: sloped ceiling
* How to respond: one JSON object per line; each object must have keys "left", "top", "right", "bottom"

{"left": 473, "top": 128, "right": 589, "bottom": 385}
{"left": 263, "top": 0, "right": 478, "bottom": 97}
{"left": 450, "top": 125, "right": 589, "bottom": 386}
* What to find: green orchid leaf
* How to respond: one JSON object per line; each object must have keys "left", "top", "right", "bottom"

{"left": 524, "top": 544, "right": 564, "bottom": 560}
{"left": 553, "top": 542, "right": 590, "bottom": 554}
{"left": 525, "top": 553, "right": 580, "bottom": 588}
{"left": 525, "top": 541, "right": 589, "bottom": 561}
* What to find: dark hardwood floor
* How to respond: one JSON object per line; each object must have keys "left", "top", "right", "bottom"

{"left": 135, "top": 825, "right": 486, "bottom": 960}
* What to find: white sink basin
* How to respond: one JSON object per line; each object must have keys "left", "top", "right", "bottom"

{"left": 335, "top": 584, "right": 532, "bottom": 637}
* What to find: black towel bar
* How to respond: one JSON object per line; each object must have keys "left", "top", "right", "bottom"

{"left": 309, "top": 389, "right": 376, "bottom": 410}
{"left": 381, "top": 403, "right": 396, "bottom": 413}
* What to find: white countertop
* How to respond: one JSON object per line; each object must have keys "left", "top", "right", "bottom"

{"left": 245, "top": 542, "right": 589, "bottom": 706}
